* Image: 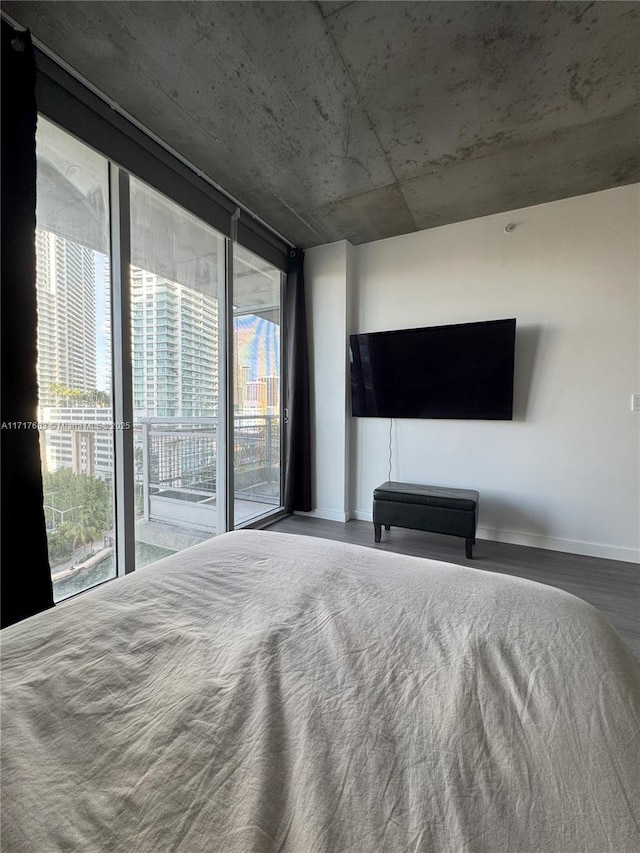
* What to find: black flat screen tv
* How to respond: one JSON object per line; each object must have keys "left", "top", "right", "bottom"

{"left": 349, "top": 318, "right": 516, "bottom": 420}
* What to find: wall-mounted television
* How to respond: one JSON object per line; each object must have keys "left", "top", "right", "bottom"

{"left": 349, "top": 318, "right": 516, "bottom": 420}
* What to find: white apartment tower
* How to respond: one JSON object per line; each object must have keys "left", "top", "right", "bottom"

{"left": 35, "top": 228, "right": 97, "bottom": 406}
{"left": 35, "top": 230, "right": 114, "bottom": 478}
{"left": 130, "top": 268, "right": 218, "bottom": 418}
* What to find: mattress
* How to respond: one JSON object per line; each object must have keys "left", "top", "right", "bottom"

{"left": 1, "top": 529, "right": 639, "bottom": 852}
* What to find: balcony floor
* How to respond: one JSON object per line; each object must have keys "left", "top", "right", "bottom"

{"left": 136, "top": 496, "right": 282, "bottom": 552}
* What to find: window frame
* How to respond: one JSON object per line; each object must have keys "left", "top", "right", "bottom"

{"left": 33, "top": 50, "right": 291, "bottom": 589}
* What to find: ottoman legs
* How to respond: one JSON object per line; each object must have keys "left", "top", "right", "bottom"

{"left": 374, "top": 523, "right": 391, "bottom": 543}
{"left": 375, "top": 522, "right": 475, "bottom": 558}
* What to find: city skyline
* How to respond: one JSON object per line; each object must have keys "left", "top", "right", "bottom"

{"left": 36, "top": 229, "right": 281, "bottom": 482}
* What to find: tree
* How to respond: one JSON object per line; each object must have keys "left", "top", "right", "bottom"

{"left": 49, "top": 382, "right": 67, "bottom": 407}
{"left": 42, "top": 468, "right": 112, "bottom": 565}
{"left": 71, "top": 513, "right": 103, "bottom": 558}
{"left": 47, "top": 384, "right": 110, "bottom": 408}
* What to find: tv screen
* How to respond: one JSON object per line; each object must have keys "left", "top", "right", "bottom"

{"left": 349, "top": 318, "right": 516, "bottom": 420}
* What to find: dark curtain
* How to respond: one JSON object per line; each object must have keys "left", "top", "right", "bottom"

{"left": 283, "top": 248, "right": 312, "bottom": 513}
{"left": 1, "top": 21, "right": 54, "bottom": 628}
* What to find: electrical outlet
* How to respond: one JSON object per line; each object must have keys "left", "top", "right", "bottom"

{"left": 631, "top": 394, "right": 640, "bottom": 412}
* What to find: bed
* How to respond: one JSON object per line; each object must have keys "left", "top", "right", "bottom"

{"left": 1, "top": 529, "right": 639, "bottom": 852}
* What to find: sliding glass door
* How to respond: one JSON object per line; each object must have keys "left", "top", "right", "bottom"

{"left": 232, "top": 244, "right": 283, "bottom": 527}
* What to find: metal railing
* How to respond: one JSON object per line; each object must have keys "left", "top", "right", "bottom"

{"left": 138, "top": 415, "right": 281, "bottom": 512}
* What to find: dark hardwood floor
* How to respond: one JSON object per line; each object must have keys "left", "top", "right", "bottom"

{"left": 266, "top": 515, "right": 640, "bottom": 660}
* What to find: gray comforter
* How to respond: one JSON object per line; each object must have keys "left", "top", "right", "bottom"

{"left": 2, "top": 530, "right": 639, "bottom": 852}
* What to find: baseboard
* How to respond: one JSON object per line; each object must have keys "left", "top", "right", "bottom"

{"left": 294, "top": 508, "right": 352, "bottom": 523}
{"left": 352, "top": 510, "right": 373, "bottom": 523}
{"left": 476, "top": 526, "right": 640, "bottom": 564}
{"left": 350, "top": 511, "right": 639, "bottom": 563}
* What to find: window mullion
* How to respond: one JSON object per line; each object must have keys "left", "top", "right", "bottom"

{"left": 109, "top": 165, "right": 135, "bottom": 575}
{"left": 220, "top": 223, "right": 236, "bottom": 533}
{"left": 279, "top": 270, "right": 287, "bottom": 507}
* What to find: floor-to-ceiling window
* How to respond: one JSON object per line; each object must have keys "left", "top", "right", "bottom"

{"left": 35, "top": 117, "right": 117, "bottom": 601}
{"left": 34, "top": 118, "right": 285, "bottom": 597}
{"left": 130, "top": 177, "right": 225, "bottom": 565}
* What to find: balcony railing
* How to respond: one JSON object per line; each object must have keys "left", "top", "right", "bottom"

{"left": 138, "top": 415, "right": 281, "bottom": 531}
{"left": 41, "top": 411, "right": 281, "bottom": 537}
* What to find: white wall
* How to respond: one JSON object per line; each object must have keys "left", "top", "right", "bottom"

{"left": 306, "top": 185, "right": 640, "bottom": 562}
{"left": 303, "top": 240, "right": 354, "bottom": 521}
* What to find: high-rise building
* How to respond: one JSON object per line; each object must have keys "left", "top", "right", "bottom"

{"left": 241, "top": 375, "right": 279, "bottom": 414}
{"left": 36, "top": 230, "right": 112, "bottom": 480}
{"left": 130, "top": 268, "right": 218, "bottom": 418}
{"left": 263, "top": 375, "right": 280, "bottom": 412}
{"left": 99, "top": 255, "right": 112, "bottom": 399}
{"left": 36, "top": 229, "right": 97, "bottom": 407}
{"left": 245, "top": 379, "right": 267, "bottom": 412}
{"left": 235, "top": 364, "right": 251, "bottom": 412}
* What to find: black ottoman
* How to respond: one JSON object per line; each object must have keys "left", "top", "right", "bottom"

{"left": 373, "top": 481, "right": 479, "bottom": 558}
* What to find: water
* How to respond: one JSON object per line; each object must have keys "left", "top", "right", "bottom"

{"left": 53, "top": 541, "right": 175, "bottom": 602}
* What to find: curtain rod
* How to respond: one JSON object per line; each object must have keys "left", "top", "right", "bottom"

{"left": 1, "top": 10, "right": 296, "bottom": 251}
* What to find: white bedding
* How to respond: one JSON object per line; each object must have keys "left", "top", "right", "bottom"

{"left": 1, "top": 530, "right": 639, "bottom": 852}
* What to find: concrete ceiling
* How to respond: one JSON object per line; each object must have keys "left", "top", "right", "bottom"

{"left": 3, "top": 1, "right": 640, "bottom": 249}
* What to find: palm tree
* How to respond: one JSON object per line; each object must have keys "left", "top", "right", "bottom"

{"left": 71, "top": 513, "right": 102, "bottom": 559}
